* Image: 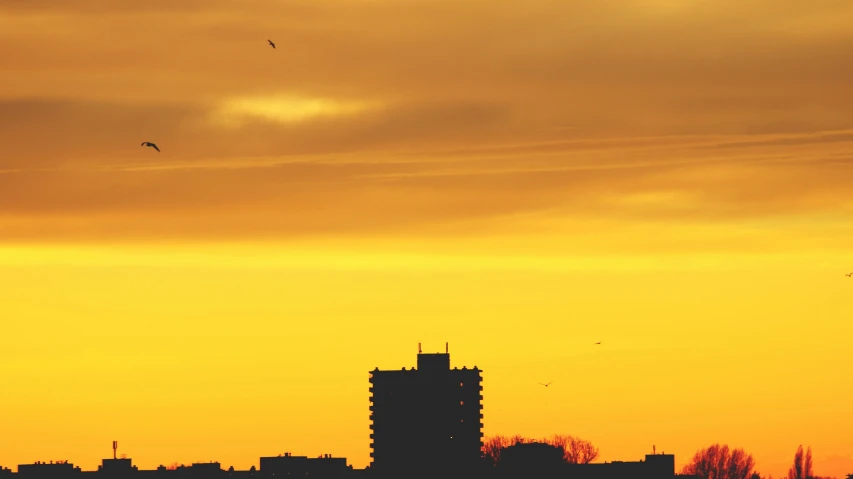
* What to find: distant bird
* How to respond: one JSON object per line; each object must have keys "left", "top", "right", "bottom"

{"left": 539, "top": 382, "right": 552, "bottom": 387}
{"left": 846, "top": 272, "right": 852, "bottom": 277}
{"left": 268, "top": 39, "right": 276, "bottom": 49}
{"left": 141, "top": 142, "right": 160, "bottom": 152}
{"left": 595, "top": 341, "right": 601, "bottom": 345}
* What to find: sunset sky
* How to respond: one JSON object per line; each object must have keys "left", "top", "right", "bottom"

{"left": 1, "top": 0, "right": 852, "bottom": 477}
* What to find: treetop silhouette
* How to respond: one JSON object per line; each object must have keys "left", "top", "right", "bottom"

{"left": 482, "top": 434, "right": 599, "bottom": 467}
{"left": 681, "top": 443, "right": 755, "bottom": 479}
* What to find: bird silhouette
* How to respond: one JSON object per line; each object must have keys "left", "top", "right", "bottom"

{"left": 141, "top": 142, "right": 160, "bottom": 152}
{"left": 846, "top": 272, "right": 852, "bottom": 277}
{"left": 595, "top": 341, "right": 601, "bottom": 345}
{"left": 539, "top": 382, "right": 552, "bottom": 387}
{"left": 268, "top": 39, "right": 276, "bottom": 49}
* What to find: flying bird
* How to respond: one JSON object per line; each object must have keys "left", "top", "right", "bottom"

{"left": 595, "top": 342, "right": 601, "bottom": 345}
{"left": 846, "top": 272, "right": 852, "bottom": 277}
{"left": 141, "top": 142, "right": 160, "bottom": 152}
{"left": 268, "top": 39, "right": 276, "bottom": 49}
{"left": 539, "top": 382, "right": 552, "bottom": 387}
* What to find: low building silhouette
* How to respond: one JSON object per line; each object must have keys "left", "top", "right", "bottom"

{"left": 186, "top": 463, "right": 223, "bottom": 479}
{"left": 260, "top": 453, "right": 307, "bottom": 476}
{"left": 496, "top": 446, "right": 677, "bottom": 479}
{"left": 7, "top": 454, "right": 354, "bottom": 479}
{"left": 260, "top": 453, "right": 348, "bottom": 478}
{"left": 498, "top": 442, "right": 565, "bottom": 479}
{"left": 17, "top": 462, "right": 81, "bottom": 479}
{"left": 96, "top": 459, "right": 137, "bottom": 478}
{"left": 564, "top": 454, "right": 676, "bottom": 479}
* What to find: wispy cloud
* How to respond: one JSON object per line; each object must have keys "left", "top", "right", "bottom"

{"left": 0, "top": 0, "right": 852, "bottom": 251}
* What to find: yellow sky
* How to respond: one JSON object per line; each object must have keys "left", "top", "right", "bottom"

{"left": 1, "top": 0, "right": 852, "bottom": 477}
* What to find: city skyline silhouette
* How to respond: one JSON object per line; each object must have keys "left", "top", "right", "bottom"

{"left": 1, "top": 346, "right": 850, "bottom": 479}
{"left": 0, "top": 347, "right": 711, "bottom": 479}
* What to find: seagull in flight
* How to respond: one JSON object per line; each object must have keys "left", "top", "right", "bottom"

{"left": 539, "top": 382, "right": 552, "bottom": 387}
{"left": 846, "top": 272, "right": 852, "bottom": 277}
{"left": 268, "top": 39, "right": 276, "bottom": 49}
{"left": 141, "top": 142, "right": 160, "bottom": 152}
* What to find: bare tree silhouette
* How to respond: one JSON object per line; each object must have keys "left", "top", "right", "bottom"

{"left": 804, "top": 447, "right": 813, "bottom": 479}
{"left": 482, "top": 434, "right": 599, "bottom": 467}
{"left": 789, "top": 445, "right": 813, "bottom": 479}
{"left": 547, "top": 434, "right": 600, "bottom": 464}
{"left": 483, "top": 435, "right": 514, "bottom": 467}
{"left": 681, "top": 444, "right": 755, "bottom": 479}
{"left": 787, "top": 445, "right": 838, "bottom": 479}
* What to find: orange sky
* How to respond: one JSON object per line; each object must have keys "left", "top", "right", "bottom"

{"left": 1, "top": 0, "right": 852, "bottom": 477}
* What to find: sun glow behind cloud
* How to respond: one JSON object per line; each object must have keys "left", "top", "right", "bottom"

{"left": 208, "top": 94, "right": 379, "bottom": 127}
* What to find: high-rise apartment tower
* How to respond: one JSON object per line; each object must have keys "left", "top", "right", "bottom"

{"left": 368, "top": 344, "right": 483, "bottom": 478}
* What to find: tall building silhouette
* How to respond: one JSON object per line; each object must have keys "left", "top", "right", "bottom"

{"left": 368, "top": 344, "right": 484, "bottom": 478}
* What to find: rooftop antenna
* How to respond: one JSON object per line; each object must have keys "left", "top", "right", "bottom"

{"left": 113, "top": 441, "right": 117, "bottom": 460}
{"left": 418, "top": 343, "right": 422, "bottom": 354}
{"left": 653, "top": 445, "right": 656, "bottom": 455}
{"left": 446, "top": 342, "right": 448, "bottom": 354}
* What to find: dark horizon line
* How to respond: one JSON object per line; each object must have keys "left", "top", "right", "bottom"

{"left": 1, "top": 449, "right": 683, "bottom": 474}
